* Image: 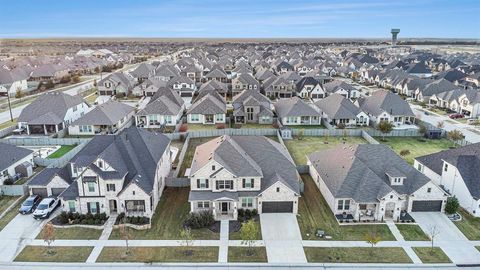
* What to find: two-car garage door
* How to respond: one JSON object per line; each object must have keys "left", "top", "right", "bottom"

{"left": 411, "top": 200, "right": 443, "bottom": 212}
{"left": 262, "top": 201, "right": 294, "bottom": 213}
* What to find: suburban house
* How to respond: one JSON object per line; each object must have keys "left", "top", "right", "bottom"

{"left": 18, "top": 92, "right": 90, "bottom": 135}
{"left": 323, "top": 80, "right": 360, "bottom": 99}
{"left": 357, "top": 90, "right": 415, "bottom": 126}
{"left": 231, "top": 73, "right": 260, "bottom": 96}
{"left": 187, "top": 91, "right": 227, "bottom": 125}
{"left": 188, "top": 135, "right": 301, "bottom": 220}
{"left": 308, "top": 144, "right": 448, "bottom": 222}
{"left": 59, "top": 127, "right": 172, "bottom": 218}
{"left": 232, "top": 90, "right": 273, "bottom": 125}
{"left": 456, "top": 91, "right": 480, "bottom": 118}
{"left": 263, "top": 77, "right": 296, "bottom": 99}
{"left": 315, "top": 94, "right": 369, "bottom": 127}
{"left": 29, "top": 64, "right": 69, "bottom": 82}
{"left": 28, "top": 166, "right": 72, "bottom": 197}
{"left": 296, "top": 77, "right": 326, "bottom": 100}
{"left": 98, "top": 72, "right": 136, "bottom": 96}
{"left": 274, "top": 97, "right": 322, "bottom": 126}
{"left": 415, "top": 143, "right": 480, "bottom": 217}
{"left": 68, "top": 100, "right": 135, "bottom": 136}
{"left": 168, "top": 75, "right": 197, "bottom": 97}
{"left": 136, "top": 87, "right": 185, "bottom": 128}
{"left": 0, "top": 142, "right": 34, "bottom": 185}
{"left": 0, "top": 69, "right": 29, "bottom": 97}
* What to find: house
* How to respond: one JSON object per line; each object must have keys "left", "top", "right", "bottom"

{"left": 98, "top": 72, "right": 136, "bottom": 96}
{"left": 28, "top": 166, "right": 72, "bottom": 197}
{"left": 129, "top": 63, "right": 155, "bottom": 83}
{"left": 308, "top": 144, "right": 448, "bottom": 222}
{"left": 296, "top": 77, "right": 326, "bottom": 100}
{"left": 59, "top": 127, "right": 172, "bottom": 218}
{"left": 456, "top": 90, "right": 480, "bottom": 118}
{"left": 68, "top": 100, "right": 135, "bottom": 136}
{"left": 0, "top": 142, "right": 34, "bottom": 185}
{"left": 0, "top": 69, "right": 29, "bottom": 97}
{"left": 323, "top": 80, "right": 360, "bottom": 99}
{"left": 30, "top": 64, "right": 69, "bottom": 82}
{"left": 198, "top": 80, "right": 228, "bottom": 98}
{"left": 136, "top": 87, "right": 185, "bottom": 128}
{"left": 315, "top": 94, "right": 369, "bottom": 127}
{"left": 274, "top": 97, "right": 322, "bottom": 126}
{"left": 232, "top": 90, "right": 273, "bottom": 125}
{"left": 231, "top": 73, "right": 260, "bottom": 96}
{"left": 415, "top": 143, "right": 480, "bottom": 216}
{"left": 415, "top": 79, "right": 457, "bottom": 102}
{"left": 357, "top": 90, "right": 415, "bottom": 126}
{"left": 168, "top": 75, "right": 197, "bottom": 97}
{"left": 188, "top": 135, "right": 300, "bottom": 220}
{"left": 18, "top": 92, "right": 90, "bottom": 135}
{"left": 406, "top": 62, "right": 433, "bottom": 78}
{"left": 263, "top": 77, "right": 296, "bottom": 99}
{"left": 187, "top": 91, "right": 227, "bottom": 125}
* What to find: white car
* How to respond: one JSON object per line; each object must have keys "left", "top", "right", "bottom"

{"left": 32, "top": 197, "right": 60, "bottom": 220}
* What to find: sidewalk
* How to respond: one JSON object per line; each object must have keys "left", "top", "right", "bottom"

{"left": 386, "top": 221, "right": 422, "bottom": 264}
{"left": 218, "top": 220, "right": 229, "bottom": 263}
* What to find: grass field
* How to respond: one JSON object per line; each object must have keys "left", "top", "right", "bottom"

{"left": 396, "top": 224, "right": 430, "bottom": 241}
{"left": 413, "top": 247, "right": 451, "bottom": 263}
{"left": 109, "top": 187, "right": 218, "bottom": 240}
{"left": 15, "top": 246, "right": 93, "bottom": 262}
{"left": 304, "top": 247, "right": 412, "bottom": 263}
{"left": 284, "top": 136, "right": 367, "bottom": 165}
{"left": 376, "top": 137, "right": 452, "bottom": 164}
{"left": 36, "top": 227, "right": 102, "bottom": 240}
{"left": 97, "top": 247, "right": 218, "bottom": 263}
{"left": 47, "top": 145, "right": 76, "bottom": 158}
{"left": 454, "top": 208, "right": 480, "bottom": 240}
{"left": 297, "top": 175, "right": 395, "bottom": 241}
{"left": 228, "top": 247, "right": 267, "bottom": 262}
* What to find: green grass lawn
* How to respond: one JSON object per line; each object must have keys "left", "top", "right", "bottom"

{"left": 178, "top": 137, "right": 213, "bottom": 177}
{"left": 229, "top": 220, "right": 262, "bottom": 240}
{"left": 47, "top": 145, "right": 76, "bottom": 158}
{"left": 36, "top": 227, "right": 102, "bottom": 240}
{"left": 396, "top": 224, "right": 430, "bottom": 241}
{"left": 304, "top": 247, "right": 412, "bottom": 263}
{"left": 84, "top": 93, "right": 98, "bottom": 104}
{"left": 284, "top": 136, "right": 367, "bottom": 165}
{"left": 0, "top": 196, "right": 20, "bottom": 216}
{"left": 0, "top": 196, "right": 24, "bottom": 231}
{"left": 110, "top": 187, "right": 218, "bottom": 240}
{"left": 97, "top": 247, "right": 218, "bottom": 263}
{"left": 289, "top": 125, "right": 325, "bottom": 129}
{"left": 297, "top": 175, "right": 395, "bottom": 241}
{"left": 228, "top": 247, "right": 267, "bottom": 262}
{"left": 376, "top": 137, "right": 452, "bottom": 164}
{"left": 413, "top": 247, "right": 451, "bottom": 263}
{"left": 454, "top": 208, "right": 480, "bottom": 240}
{"left": 235, "top": 123, "right": 275, "bottom": 129}
{"left": 185, "top": 124, "right": 218, "bottom": 131}
{"left": 15, "top": 246, "right": 93, "bottom": 262}
{"left": 0, "top": 118, "right": 17, "bottom": 130}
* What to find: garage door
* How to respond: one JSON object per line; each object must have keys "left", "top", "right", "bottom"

{"left": 412, "top": 200, "right": 443, "bottom": 212}
{"left": 31, "top": 188, "right": 48, "bottom": 197}
{"left": 262, "top": 201, "right": 293, "bottom": 213}
{"left": 51, "top": 188, "right": 66, "bottom": 197}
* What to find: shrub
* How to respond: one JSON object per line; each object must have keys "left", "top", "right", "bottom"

{"left": 251, "top": 209, "right": 258, "bottom": 216}
{"left": 3, "top": 178, "right": 13, "bottom": 185}
{"left": 58, "top": 211, "right": 69, "bottom": 224}
{"left": 184, "top": 211, "right": 215, "bottom": 229}
{"left": 216, "top": 123, "right": 226, "bottom": 129}
{"left": 237, "top": 208, "right": 245, "bottom": 219}
{"left": 445, "top": 196, "right": 460, "bottom": 215}
{"left": 179, "top": 123, "right": 188, "bottom": 132}
{"left": 399, "top": 149, "right": 411, "bottom": 157}
{"left": 244, "top": 209, "right": 252, "bottom": 220}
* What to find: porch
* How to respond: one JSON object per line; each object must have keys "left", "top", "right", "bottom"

{"left": 213, "top": 200, "right": 237, "bottom": 220}
{"left": 300, "top": 116, "right": 321, "bottom": 125}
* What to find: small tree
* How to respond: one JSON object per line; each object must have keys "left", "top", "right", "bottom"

{"left": 445, "top": 196, "right": 460, "bottom": 215}
{"left": 418, "top": 124, "right": 427, "bottom": 137}
{"left": 447, "top": 129, "right": 464, "bottom": 147}
{"left": 179, "top": 227, "right": 194, "bottom": 256}
{"left": 240, "top": 220, "right": 259, "bottom": 256}
{"left": 297, "top": 129, "right": 305, "bottom": 140}
{"left": 364, "top": 229, "right": 381, "bottom": 254}
{"left": 119, "top": 215, "right": 133, "bottom": 256}
{"left": 377, "top": 121, "right": 393, "bottom": 141}
{"left": 43, "top": 222, "right": 56, "bottom": 255}
{"left": 399, "top": 149, "right": 410, "bottom": 157}
{"left": 428, "top": 225, "right": 440, "bottom": 252}
{"left": 437, "top": 121, "right": 445, "bottom": 129}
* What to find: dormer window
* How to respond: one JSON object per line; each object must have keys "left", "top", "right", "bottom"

{"left": 390, "top": 177, "right": 405, "bottom": 186}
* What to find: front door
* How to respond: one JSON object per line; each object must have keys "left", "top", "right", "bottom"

{"left": 109, "top": 200, "right": 117, "bottom": 213}
{"left": 221, "top": 202, "right": 229, "bottom": 214}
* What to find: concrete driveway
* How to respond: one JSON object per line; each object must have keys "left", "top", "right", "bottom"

{"left": 260, "top": 213, "right": 306, "bottom": 263}
{"left": 0, "top": 212, "right": 46, "bottom": 262}
{"left": 410, "top": 212, "right": 480, "bottom": 264}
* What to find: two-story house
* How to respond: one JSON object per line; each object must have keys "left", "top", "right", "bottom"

{"left": 232, "top": 90, "right": 273, "bottom": 125}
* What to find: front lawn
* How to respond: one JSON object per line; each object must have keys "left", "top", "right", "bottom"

{"left": 0, "top": 196, "right": 24, "bottom": 231}
{"left": 284, "top": 136, "right": 367, "bottom": 165}
{"left": 376, "top": 137, "right": 452, "bottom": 164}
{"left": 15, "top": 246, "right": 93, "bottom": 262}
{"left": 297, "top": 175, "right": 395, "bottom": 241}
{"left": 36, "top": 227, "right": 102, "bottom": 240}
{"left": 454, "top": 208, "right": 480, "bottom": 240}
{"left": 178, "top": 137, "right": 212, "bottom": 177}
{"left": 413, "top": 247, "right": 451, "bottom": 263}
{"left": 97, "top": 247, "right": 218, "bottom": 263}
{"left": 304, "top": 247, "right": 412, "bottom": 263}
{"left": 0, "top": 196, "right": 20, "bottom": 215}
{"left": 229, "top": 220, "right": 262, "bottom": 240}
{"left": 47, "top": 145, "right": 76, "bottom": 158}
{"left": 109, "top": 187, "right": 218, "bottom": 240}
{"left": 396, "top": 224, "right": 430, "bottom": 241}
{"left": 228, "top": 247, "right": 267, "bottom": 262}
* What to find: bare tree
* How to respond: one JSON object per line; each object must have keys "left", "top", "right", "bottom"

{"left": 179, "top": 227, "right": 194, "bottom": 256}
{"left": 120, "top": 215, "right": 133, "bottom": 255}
{"left": 428, "top": 225, "right": 440, "bottom": 252}
{"left": 43, "top": 222, "right": 56, "bottom": 255}
{"left": 437, "top": 121, "right": 445, "bottom": 129}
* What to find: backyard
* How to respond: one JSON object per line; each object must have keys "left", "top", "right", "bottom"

{"left": 178, "top": 137, "right": 212, "bottom": 177}
{"left": 454, "top": 208, "right": 480, "bottom": 240}
{"left": 97, "top": 247, "right": 218, "bottom": 263}
{"left": 297, "top": 175, "right": 395, "bottom": 241}
{"left": 284, "top": 136, "right": 367, "bottom": 165}
{"left": 47, "top": 145, "right": 76, "bottom": 159}
{"left": 376, "top": 137, "right": 452, "bottom": 164}
{"left": 109, "top": 187, "right": 219, "bottom": 240}
{"left": 15, "top": 246, "right": 93, "bottom": 262}
{"left": 304, "top": 247, "right": 412, "bottom": 263}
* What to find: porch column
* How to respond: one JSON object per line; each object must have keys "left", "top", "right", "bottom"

{"left": 26, "top": 125, "right": 30, "bottom": 135}
{"left": 43, "top": 125, "right": 47, "bottom": 135}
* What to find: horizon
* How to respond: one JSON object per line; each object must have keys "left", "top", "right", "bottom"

{"left": 1, "top": 0, "right": 479, "bottom": 39}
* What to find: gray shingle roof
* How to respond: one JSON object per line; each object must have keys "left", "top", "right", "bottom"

{"left": 187, "top": 92, "right": 226, "bottom": 115}
{"left": 274, "top": 97, "right": 321, "bottom": 118}
{"left": 359, "top": 90, "right": 414, "bottom": 117}
{"left": 0, "top": 142, "right": 33, "bottom": 172}
{"left": 315, "top": 94, "right": 360, "bottom": 120}
{"left": 28, "top": 166, "right": 71, "bottom": 186}
{"left": 71, "top": 100, "right": 134, "bottom": 126}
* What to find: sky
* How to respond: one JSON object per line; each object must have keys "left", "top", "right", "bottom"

{"left": 1, "top": 0, "right": 479, "bottom": 39}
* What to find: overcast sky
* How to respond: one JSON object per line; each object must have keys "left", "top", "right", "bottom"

{"left": 1, "top": 0, "right": 479, "bottom": 38}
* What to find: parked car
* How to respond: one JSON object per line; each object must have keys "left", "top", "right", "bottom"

{"left": 32, "top": 197, "right": 60, "bottom": 220}
{"left": 449, "top": 113, "right": 464, "bottom": 119}
{"left": 19, "top": 195, "right": 42, "bottom": 215}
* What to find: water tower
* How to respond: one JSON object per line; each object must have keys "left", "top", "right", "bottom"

{"left": 391, "top": 28, "right": 400, "bottom": 46}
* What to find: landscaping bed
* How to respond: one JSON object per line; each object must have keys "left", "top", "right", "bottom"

{"left": 413, "top": 247, "right": 451, "bottom": 263}
{"left": 304, "top": 247, "right": 412, "bottom": 263}
{"left": 396, "top": 224, "right": 430, "bottom": 241}
{"left": 53, "top": 212, "right": 108, "bottom": 226}
{"left": 15, "top": 246, "right": 93, "bottom": 262}
{"left": 376, "top": 137, "right": 451, "bottom": 164}
{"left": 229, "top": 210, "right": 262, "bottom": 240}
{"left": 297, "top": 175, "right": 395, "bottom": 241}
{"left": 228, "top": 247, "right": 267, "bottom": 262}
{"left": 96, "top": 247, "right": 218, "bottom": 263}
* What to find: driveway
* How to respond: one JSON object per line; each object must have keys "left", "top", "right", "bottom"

{"left": 410, "top": 212, "right": 480, "bottom": 264}
{"left": 0, "top": 213, "right": 46, "bottom": 262}
{"left": 260, "top": 213, "right": 306, "bottom": 263}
